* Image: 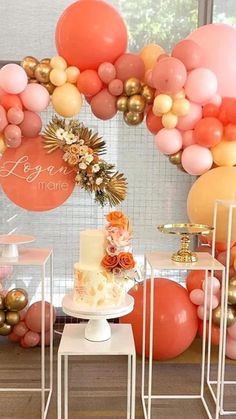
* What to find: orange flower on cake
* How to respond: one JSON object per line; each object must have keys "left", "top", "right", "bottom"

{"left": 118, "top": 252, "right": 135, "bottom": 270}
{"left": 106, "top": 211, "right": 128, "bottom": 230}
{"left": 101, "top": 254, "right": 118, "bottom": 270}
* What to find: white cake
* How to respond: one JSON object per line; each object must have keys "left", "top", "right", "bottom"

{"left": 73, "top": 229, "right": 125, "bottom": 308}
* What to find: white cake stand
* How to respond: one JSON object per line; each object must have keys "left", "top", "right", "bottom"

{"left": 0, "top": 235, "right": 35, "bottom": 258}
{"left": 62, "top": 293, "right": 134, "bottom": 342}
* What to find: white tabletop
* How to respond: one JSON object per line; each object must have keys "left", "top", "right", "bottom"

{"left": 0, "top": 248, "right": 52, "bottom": 266}
{"left": 145, "top": 251, "right": 225, "bottom": 271}
{"left": 58, "top": 323, "right": 136, "bottom": 356}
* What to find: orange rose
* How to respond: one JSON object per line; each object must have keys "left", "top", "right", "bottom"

{"left": 106, "top": 211, "right": 128, "bottom": 229}
{"left": 118, "top": 252, "right": 135, "bottom": 270}
{"left": 101, "top": 255, "right": 118, "bottom": 270}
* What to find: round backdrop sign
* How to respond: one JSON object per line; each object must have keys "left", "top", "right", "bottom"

{"left": 0, "top": 136, "right": 75, "bottom": 211}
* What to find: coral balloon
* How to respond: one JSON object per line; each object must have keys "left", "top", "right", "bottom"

{"left": 202, "top": 104, "right": 219, "bottom": 118}
{"left": 52, "top": 83, "right": 82, "bottom": 117}
{"left": 146, "top": 108, "right": 163, "bottom": 134}
{"left": 55, "top": 0, "right": 127, "bottom": 70}
{"left": 177, "top": 102, "right": 202, "bottom": 131}
{"left": 181, "top": 145, "right": 213, "bottom": 175}
{"left": 225, "top": 98, "right": 236, "bottom": 124}
{"left": 152, "top": 57, "right": 187, "bottom": 94}
{"left": 23, "top": 330, "right": 40, "bottom": 347}
{"left": 186, "top": 270, "right": 205, "bottom": 293}
{"left": 7, "top": 107, "right": 24, "bottom": 125}
{"left": 224, "top": 124, "right": 236, "bottom": 141}
{"left": 91, "top": 89, "right": 117, "bottom": 120}
{"left": 194, "top": 117, "right": 223, "bottom": 148}
{"left": 198, "top": 320, "right": 220, "bottom": 346}
{"left": 139, "top": 43, "right": 165, "bottom": 72}
{"left": 212, "top": 140, "right": 236, "bottom": 167}
{"left": 25, "top": 301, "right": 56, "bottom": 333}
{"left": 218, "top": 97, "right": 234, "bottom": 125}
{"left": 98, "top": 62, "right": 116, "bottom": 84}
{"left": 172, "top": 39, "right": 203, "bottom": 71}
{"left": 0, "top": 105, "right": 8, "bottom": 132}
{"left": 226, "top": 335, "right": 236, "bottom": 360}
{"left": 19, "top": 111, "right": 42, "bottom": 138}
{"left": 182, "top": 130, "right": 195, "bottom": 148}
{"left": 108, "top": 79, "right": 123, "bottom": 96}
{"left": 187, "top": 167, "right": 236, "bottom": 243}
{"left": 77, "top": 70, "right": 103, "bottom": 97}
{"left": 0, "top": 64, "right": 28, "bottom": 94}
{"left": 20, "top": 84, "right": 50, "bottom": 112}
{"left": 185, "top": 68, "right": 218, "bottom": 104}
{"left": 0, "top": 94, "right": 23, "bottom": 111}
{"left": 8, "top": 332, "right": 21, "bottom": 343}
{"left": 155, "top": 128, "right": 182, "bottom": 155}
{"left": 4, "top": 124, "right": 22, "bottom": 148}
{"left": 114, "top": 53, "right": 145, "bottom": 82}
{"left": 121, "top": 279, "right": 198, "bottom": 360}
{"left": 188, "top": 24, "right": 236, "bottom": 97}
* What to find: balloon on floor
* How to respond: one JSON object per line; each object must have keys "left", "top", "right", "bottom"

{"left": 121, "top": 278, "right": 198, "bottom": 361}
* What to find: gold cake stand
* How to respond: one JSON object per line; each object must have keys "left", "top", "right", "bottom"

{"left": 157, "top": 223, "right": 214, "bottom": 263}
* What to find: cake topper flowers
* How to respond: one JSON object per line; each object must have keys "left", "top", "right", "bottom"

{"left": 42, "top": 117, "right": 127, "bottom": 207}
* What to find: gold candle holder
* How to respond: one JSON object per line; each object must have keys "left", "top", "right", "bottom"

{"left": 157, "top": 223, "right": 214, "bottom": 263}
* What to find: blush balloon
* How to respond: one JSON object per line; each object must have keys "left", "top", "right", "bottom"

{"left": 155, "top": 128, "right": 182, "bottom": 155}
{"left": 13, "top": 321, "right": 29, "bottom": 337}
{"left": 0, "top": 105, "right": 8, "bottom": 132}
{"left": 25, "top": 301, "right": 56, "bottom": 333}
{"left": 23, "top": 330, "right": 40, "bottom": 347}
{"left": 172, "top": 39, "right": 203, "bottom": 71}
{"left": 98, "top": 62, "right": 116, "bottom": 84}
{"left": 91, "top": 89, "right": 117, "bottom": 120}
{"left": 19, "top": 111, "right": 42, "bottom": 138}
{"left": 7, "top": 107, "right": 24, "bottom": 125}
{"left": 20, "top": 84, "right": 50, "bottom": 112}
{"left": 108, "top": 79, "right": 123, "bottom": 96}
{"left": 177, "top": 102, "right": 202, "bottom": 131}
{"left": 4, "top": 124, "right": 22, "bottom": 148}
{"left": 182, "top": 130, "right": 195, "bottom": 148}
{"left": 152, "top": 57, "right": 187, "bottom": 94}
{"left": 114, "top": 53, "right": 145, "bottom": 82}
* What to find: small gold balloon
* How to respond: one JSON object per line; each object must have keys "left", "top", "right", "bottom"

{"left": 28, "top": 78, "right": 39, "bottom": 84}
{"left": 5, "top": 311, "right": 20, "bottom": 326}
{"left": 41, "top": 82, "right": 56, "bottom": 95}
{"left": 21, "top": 56, "right": 39, "bottom": 78}
{"left": 124, "top": 78, "right": 142, "bottom": 96}
{"left": 228, "top": 284, "right": 236, "bottom": 305}
{"left": 0, "top": 296, "right": 4, "bottom": 310}
{"left": 141, "top": 85, "right": 155, "bottom": 104}
{"left": 4, "top": 288, "right": 28, "bottom": 312}
{"left": 0, "top": 323, "right": 12, "bottom": 336}
{"left": 128, "top": 95, "right": 146, "bottom": 113}
{"left": 116, "top": 95, "right": 128, "bottom": 112}
{"left": 0, "top": 310, "right": 5, "bottom": 327}
{"left": 124, "top": 111, "right": 144, "bottom": 126}
{"left": 40, "top": 58, "right": 51, "bottom": 65}
{"left": 34, "top": 63, "right": 51, "bottom": 83}
{"left": 169, "top": 151, "right": 182, "bottom": 165}
{"left": 212, "top": 305, "right": 236, "bottom": 327}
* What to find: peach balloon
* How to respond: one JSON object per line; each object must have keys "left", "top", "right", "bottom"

{"left": 211, "top": 140, "right": 236, "bottom": 166}
{"left": 65, "top": 66, "right": 80, "bottom": 84}
{"left": 177, "top": 101, "right": 202, "bottom": 131}
{"left": 172, "top": 98, "right": 190, "bottom": 117}
{"left": 139, "top": 43, "right": 165, "bottom": 72}
{"left": 50, "top": 55, "right": 67, "bottom": 70}
{"left": 153, "top": 94, "right": 172, "bottom": 115}
{"left": 52, "top": 83, "right": 83, "bottom": 117}
{"left": 161, "top": 112, "right": 178, "bottom": 129}
{"left": 187, "top": 167, "right": 236, "bottom": 243}
{"left": 49, "top": 68, "right": 67, "bottom": 87}
{"left": 181, "top": 145, "right": 213, "bottom": 175}
{"left": 155, "top": 128, "right": 182, "bottom": 155}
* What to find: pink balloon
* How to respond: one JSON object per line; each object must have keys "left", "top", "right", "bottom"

{"left": 108, "top": 79, "right": 123, "bottom": 96}
{"left": 206, "top": 294, "right": 219, "bottom": 310}
{"left": 177, "top": 102, "right": 202, "bottom": 131}
{"left": 19, "top": 111, "right": 42, "bottom": 138}
{"left": 188, "top": 24, "right": 236, "bottom": 98}
{"left": 4, "top": 124, "right": 22, "bottom": 148}
{"left": 7, "top": 107, "right": 24, "bottom": 125}
{"left": 13, "top": 321, "right": 29, "bottom": 337}
{"left": 98, "top": 62, "right": 116, "bottom": 84}
{"left": 19, "top": 307, "right": 28, "bottom": 321}
{"left": 145, "top": 69, "right": 154, "bottom": 87}
{"left": 226, "top": 335, "right": 236, "bottom": 359}
{"left": 185, "top": 68, "right": 218, "bottom": 104}
{"left": 197, "top": 305, "right": 210, "bottom": 321}
{"left": 0, "top": 87, "right": 6, "bottom": 98}
{"left": 228, "top": 322, "right": 236, "bottom": 340}
{"left": 25, "top": 301, "right": 56, "bottom": 333}
{"left": 23, "top": 330, "right": 40, "bottom": 347}
{"left": 91, "top": 88, "right": 117, "bottom": 120}
{"left": 0, "top": 105, "right": 8, "bottom": 132}
{"left": 181, "top": 144, "right": 213, "bottom": 175}
{"left": 20, "top": 84, "right": 50, "bottom": 112}
{"left": 155, "top": 128, "right": 182, "bottom": 155}
{"left": 205, "top": 94, "right": 222, "bottom": 107}
{"left": 8, "top": 332, "right": 21, "bottom": 343}
{"left": 182, "top": 130, "right": 196, "bottom": 148}
{"left": 172, "top": 39, "right": 203, "bottom": 71}
{"left": 190, "top": 289, "right": 204, "bottom": 305}
{"left": 0, "top": 64, "right": 28, "bottom": 94}
{"left": 0, "top": 265, "right": 13, "bottom": 280}
{"left": 114, "top": 53, "right": 145, "bottom": 82}
{"left": 202, "top": 277, "right": 221, "bottom": 294}
{"left": 152, "top": 57, "right": 187, "bottom": 94}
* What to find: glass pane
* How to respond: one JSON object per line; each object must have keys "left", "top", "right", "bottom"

{"left": 213, "top": 0, "right": 236, "bottom": 26}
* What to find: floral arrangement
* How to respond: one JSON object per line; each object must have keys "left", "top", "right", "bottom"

{"left": 101, "top": 211, "right": 136, "bottom": 281}
{"left": 43, "top": 116, "right": 127, "bottom": 206}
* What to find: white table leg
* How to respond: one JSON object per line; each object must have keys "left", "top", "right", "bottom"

{"left": 131, "top": 354, "right": 136, "bottom": 419}
{"left": 49, "top": 253, "right": 54, "bottom": 393}
{"left": 127, "top": 355, "right": 131, "bottom": 419}
{"left": 57, "top": 354, "right": 62, "bottom": 419}
{"left": 41, "top": 265, "right": 46, "bottom": 419}
{"left": 141, "top": 257, "right": 147, "bottom": 401}
{"left": 147, "top": 268, "right": 154, "bottom": 419}
{"left": 64, "top": 355, "right": 68, "bottom": 419}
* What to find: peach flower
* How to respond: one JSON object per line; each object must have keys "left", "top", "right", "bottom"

{"left": 106, "top": 211, "right": 128, "bottom": 229}
{"left": 118, "top": 252, "right": 135, "bottom": 270}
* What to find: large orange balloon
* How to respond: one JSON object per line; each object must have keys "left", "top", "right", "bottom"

{"left": 187, "top": 167, "right": 236, "bottom": 242}
{"left": 121, "top": 279, "right": 198, "bottom": 361}
{"left": 55, "top": 0, "right": 128, "bottom": 70}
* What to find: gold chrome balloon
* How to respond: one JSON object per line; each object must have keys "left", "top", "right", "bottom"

{"left": 0, "top": 323, "right": 12, "bottom": 336}
{"left": 116, "top": 95, "right": 128, "bottom": 112}
{"left": 228, "top": 284, "right": 236, "bottom": 305}
{"left": 21, "top": 56, "right": 39, "bottom": 78}
{"left": 0, "top": 296, "right": 5, "bottom": 310}
{"left": 34, "top": 63, "right": 51, "bottom": 84}
{"left": 41, "top": 82, "right": 56, "bottom": 95}
{"left": 212, "top": 305, "right": 236, "bottom": 327}
{"left": 124, "top": 111, "right": 144, "bottom": 126}
{"left": 141, "top": 85, "right": 155, "bottom": 104}
{"left": 124, "top": 78, "right": 142, "bottom": 96}
{"left": 5, "top": 311, "right": 20, "bottom": 326}
{"left": 4, "top": 289, "right": 28, "bottom": 311}
{"left": 169, "top": 151, "right": 182, "bottom": 165}
{"left": 28, "top": 78, "right": 38, "bottom": 84}
{"left": 128, "top": 95, "right": 146, "bottom": 113}
{"left": 0, "top": 310, "right": 5, "bottom": 327}
{"left": 40, "top": 58, "right": 51, "bottom": 65}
